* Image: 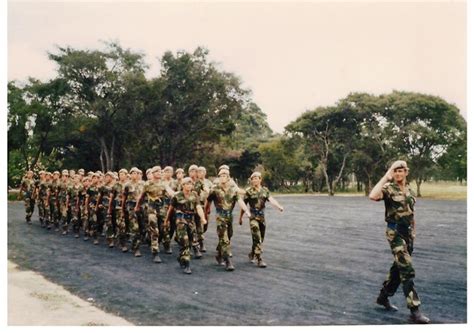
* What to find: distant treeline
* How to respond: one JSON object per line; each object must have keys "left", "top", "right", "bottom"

{"left": 8, "top": 42, "right": 466, "bottom": 196}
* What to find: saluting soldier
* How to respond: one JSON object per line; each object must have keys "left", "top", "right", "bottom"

{"left": 19, "top": 170, "right": 36, "bottom": 224}
{"left": 239, "top": 171, "right": 283, "bottom": 268}
{"left": 369, "top": 160, "right": 430, "bottom": 324}
{"left": 205, "top": 168, "right": 251, "bottom": 271}
{"left": 164, "top": 177, "right": 207, "bottom": 274}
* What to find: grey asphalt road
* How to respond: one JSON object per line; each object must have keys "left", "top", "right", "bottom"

{"left": 7, "top": 196, "right": 467, "bottom": 325}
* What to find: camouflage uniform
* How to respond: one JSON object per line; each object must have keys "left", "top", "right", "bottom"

{"left": 98, "top": 183, "right": 114, "bottom": 245}
{"left": 112, "top": 181, "right": 127, "bottom": 248}
{"left": 243, "top": 186, "right": 271, "bottom": 258}
{"left": 207, "top": 183, "right": 239, "bottom": 259}
{"left": 48, "top": 180, "right": 60, "bottom": 230}
{"left": 378, "top": 182, "right": 421, "bottom": 310}
{"left": 122, "top": 180, "right": 145, "bottom": 253}
{"left": 142, "top": 180, "right": 167, "bottom": 255}
{"left": 79, "top": 184, "right": 89, "bottom": 238}
{"left": 69, "top": 182, "right": 83, "bottom": 236}
{"left": 193, "top": 179, "right": 207, "bottom": 248}
{"left": 38, "top": 180, "right": 50, "bottom": 227}
{"left": 58, "top": 180, "right": 70, "bottom": 232}
{"left": 170, "top": 191, "right": 201, "bottom": 264}
{"left": 85, "top": 184, "right": 101, "bottom": 242}
{"left": 159, "top": 179, "right": 174, "bottom": 251}
{"left": 20, "top": 176, "right": 36, "bottom": 223}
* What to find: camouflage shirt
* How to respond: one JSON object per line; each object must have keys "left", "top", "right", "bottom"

{"left": 20, "top": 177, "right": 36, "bottom": 197}
{"left": 170, "top": 191, "right": 201, "bottom": 214}
{"left": 244, "top": 186, "right": 270, "bottom": 212}
{"left": 58, "top": 180, "right": 69, "bottom": 203}
{"left": 86, "top": 185, "right": 100, "bottom": 205}
{"left": 123, "top": 180, "right": 144, "bottom": 203}
{"left": 381, "top": 182, "right": 416, "bottom": 226}
{"left": 111, "top": 182, "right": 125, "bottom": 208}
{"left": 207, "top": 184, "right": 239, "bottom": 211}
{"left": 99, "top": 183, "right": 114, "bottom": 207}
{"left": 142, "top": 180, "right": 167, "bottom": 204}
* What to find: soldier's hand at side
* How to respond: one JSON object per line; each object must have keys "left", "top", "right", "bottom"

{"left": 279, "top": 206, "right": 284, "bottom": 212}
{"left": 239, "top": 218, "right": 243, "bottom": 225}
{"left": 202, "top": 219, "right": 208, "bottom": 226}
{"left": 245, "top": 211, "right": 251, "bottom": 218}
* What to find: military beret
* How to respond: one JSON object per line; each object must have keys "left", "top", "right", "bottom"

{"left": 96, "top": 171, "right": 103, "bottom": 176}
{"left": 188, "top": 164, "right": 198, "bottom": 172}
{"left": 197, "top": 166, "right": 206, "bottom": 172}
{"left": 27, "top": 170, "right": 34, "bottom": 174}
{"left": 163, "top": 166, "right": 173, "bottom": 172}
{"left": 105, "top": 171, "right": 115, "bottom": 177}
{"left": 92, "top": 172, "right": 101, "bottom": 178}
{"left": 218, "top": 164, "right": 230, "bottom": 171}
{"left": 38, "top": 170, "right": 45, "bottom": 175}
{"left": 393, "top": 160, "right": 409, "bottom": 170}
{"left": 78, "top": 169, "right": 85, "bottom": 175}
{"left": 182, "top": 177, "right": 193, "bottom": 185}
{"left": 175, "top": 168, "right": 184, "bottom": 174}
{"left": 218, "top": 168, "right": 230, "bottom": 176}
{"left": 250, "top": 171, "right": 262, "bottom": 179}
{"left": 87, "top": 171, "right": 94, "bottom": 176}
{"left": 146, "top": 168, "right": 152, "bottom": 175}
{"left": 151, "top": 166, "right": 161, "bottom": 173}
{"left": 61, "top": 169, "right": 69, "bottom": 175}
{"left": 53, "top": 171, "right": 60, "bottom": 175}
{"left": 118, "top": 168, "right": 128, "bottom": 174}
{"left": 130, "top": 167, "right": 140, "bottom": 173}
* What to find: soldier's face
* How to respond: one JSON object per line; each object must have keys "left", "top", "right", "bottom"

{"left": 131, "top": 171, "right": 138, "bottom": 181}
{"left": 219, "top": 173, "right": 229, "bottom": 184}
{"left": 147, "top": 173, "right": 153, "bottom": 180}
{"left": 176, "top": 172, "right": 184, "bottom": 180}
{"left": 119, "top": 173, "right": 127, "bottom": 181}
{"left": 62, "top": 175, "right": 68, "bottom": 181}
{"left": 183, "top": 182, "right": 193, "bottom": 192}
{"left": 198, "top": 170, "right": 205, "bottom": 179}
{"left": 165, "top": 170, "right": 173, "bottom": 178}
{"left": 27, "top": 172, "right": 34, "bottom": 178}
{"left": 153, "top": 171, "right": 161, "bottom": 180}
{"left": 251, "top": 176, "right": 261, "bottom": 186}
{"left": 393, "top": 168, "right": 408, "bottom": 182}
{"left": 189, "top": 170, "right": 196, "bottom": 178}
{"left": 105, "top": 175, "right": 113, "bottom": 183}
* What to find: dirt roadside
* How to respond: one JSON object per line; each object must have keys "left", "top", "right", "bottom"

{"left": 8, "top": 260, "right": 133, "bottom": 326}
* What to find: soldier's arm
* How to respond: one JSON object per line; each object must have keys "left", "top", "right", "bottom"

{"left": 107, "top": 192, "right": 115, "bottom": 215}
{"left": 196, "top": 205, "right": 207, "bottom": 225}
{"left": 96, "top": 191, "right": 103, "bottom": 211}
{"left": 164, "top": 204, "right": 174, "bottom": 226}
{"left": 369, "top": 162, "right": 401, "bottom": 201}
{"left": 165, "top": 185, "right": 175, "bottom": 198}
{"left": 84, "top": 194, "right": 90, "bottom": 216}
{"left": 121, "top": 188, "right": 128, "bottom": 213}
{"left": 135, "top": 192, "right": 145, "bottom": 212}
{"left": 268, "top": 196, "right": 283, "bottom": 212}
{"left": 238, "top": 198, "right": 251, "bottom": 217}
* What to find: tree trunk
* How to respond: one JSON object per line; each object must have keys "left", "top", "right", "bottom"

{"left": 416, "top": 178, "right": 423, "bottom": 197}
{"left": 99, "top": 148, "right": 105, "bottom": 173}
{"left": 110, "top": 135, "right": 115, "bottom": 171}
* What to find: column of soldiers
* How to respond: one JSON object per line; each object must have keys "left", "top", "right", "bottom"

{"left": 19, "top": 165, "right": 284, "bottom": 275}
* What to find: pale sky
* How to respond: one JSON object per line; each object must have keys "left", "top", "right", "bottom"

{"left": 8, "top": 0, "right": 466, "bottom": 133}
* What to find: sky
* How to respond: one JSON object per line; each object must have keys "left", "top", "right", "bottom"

{"left": 8, "top": 0, "right": 466, "bottom": 133}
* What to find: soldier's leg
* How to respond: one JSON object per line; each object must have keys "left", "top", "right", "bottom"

{"left": 188, "top": 219, "right": 201, "bottom": 259}
{"left": 250, "top": 218, "right": 263, "bottom": 257}
{"left": 90, "top": 208, "right": 102, "bottom": 244}
{"left": 147, "top": 210, "right": 160, "bottom": 255}
{"left": 37, "top": 198, "right": 45, "bottom": 226}
{"left": 176, "top": 220, "right": 191, "bottom": 269}
{"left": 104, "top": 210, "right": 115, "bottom": 247}
{"left": 128, "top": 207, "right": 142, "bottom": 256}
{"left": 60, "top": 203, "right": 69, "bottom": 234}
{"left": 53, "top": 203, "right": 60, "bottom": 231}
{"left": 116, "top": 209, "right": 129, "bottom": 251}
{"left": 169, "top": 211, "right": 177, "bottom": 240}
{"left": 159, "top": 210, "right": 171, "bottom": 253}
{"left": 71, "top": 207, "right": 80, "bottom": 237}
{"left": 24, "top": 197, "right": 33, "bottom": 223}
{"left": 195, "top": 214, "right": 206, "bottom": 250}
{"left": 43, "top": 199, "right": 51, "bottom": 228}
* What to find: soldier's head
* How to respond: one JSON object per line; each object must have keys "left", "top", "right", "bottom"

{"left": 151, "top": 166, "right": 161, "bottom": 181}
{"left": 78, "top": 169, "right": 85, "bottom": 177}
{"left": 118, "top": 169, "right": 128, "bottom": 182}
{"left": 197, "top": 166, "right": 206, "bottom": 179}
{"left": 53, "top": 171, "right": 60, "bottom": 180}
{"left": 163, "top": 166, "right": 173, "bottom": 179}
{"left": 182, "top": 177, "right": 193, "bottom": 192}
{"left": 45, "top": 172, "right": 52, "bottom": 181}
{"left": 188, "top": 164, "right": 198, "bottom": 179}
{"left": 130, "top": 167, "right": 140, "bottom": 181}
{"left": 91, "top": 173, "right": 100, "bottom": 185}
{"left": 83, "top": 176, "right": 91, "bottom": 187}
{"left": 250, "top": 171, "right": 262, "bottom": 186}
{"left": 39, "top": 170, "right": 45, "bottom": 180}
{"left": 73, "top": 174, "right": 81, "bottom": 183}
{"left": 176, "top": 168, "right": 184, "bottom": 180}
{"left": 61, "top": 170, "right": 69, "bottom": 181}
{"left": 218, "top": 168, "right": 230, "bottom": 184}
{"left": 105, "top": 171, "right": 114, "bottom": 184}
{"left": 392, "top": 160, "right": 409, "bottom": 182}
{"left": 146, "top": 168, "right": 153, "bottom": 180}
{"left": 26, "top": 170, "right": 34, "bottom": 178}
{"left": 69, "top": 170, "right": 76, "bottom": 178}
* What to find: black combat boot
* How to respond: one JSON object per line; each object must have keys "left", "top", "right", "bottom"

{"left": 248, "top": 251, "right": 256, "bottom": 263}
{"left": 215, "top": 254, "right": 224, "bottom": 266}
{"left": 199, "top": 240, "right": 207, "bottom": 253}
{"left": 164, "top": 243, "right": 172, "bottom": 254}
{"left": 410, "top": 307, "right": 430, "bottom": 324}
{"left": 193, "top": 246, "right": 202, "bottom": 259}
{"left": 376, "top": 289, "right": 398, "bottom": 311}
{"left": 224, "top": 257, "right": 235, "bottom": 271}
{"left": 152, "top": 253, "right": 162, "bottom": 263}
{"left": 121, "top": 246, "right": 128, "bottom": 253}
{"left": 183, "top": 261, "right": 192, "bottom": 274}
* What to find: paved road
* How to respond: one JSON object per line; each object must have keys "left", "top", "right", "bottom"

{"left": 8, "top": 196, "right": 467, "bottom": 325}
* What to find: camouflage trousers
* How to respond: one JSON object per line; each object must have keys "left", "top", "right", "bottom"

{"left": 382, "top": 224, "right": 421, "bottom": 309}
{"left": 146, "top": 205, "right": 161, "bottom": 254}
{"left": 249, "top": 216, "right": 266, "bottom": 256}
{"left": 95, "top": 205, "right": 112, "bottom": 242}
{"left": 175, "top": 216, "right": 198, "bottom": 263}
{"left": 37, "top": 197, "right": 46, "bottom": 225}
{"left": 80, "top": 203, "right": 90, "bottom": 236}
{"left": 125, "top": 203, "right": 142, "bottom": 252}
{"left": 23, "top": 195, "right": 35, "bottom": 222}
{"left": 159, "top": 204, "right": 171, "bottom": 248}
{"left": 41, "top": 198, "right": 51, "bottom": 225}
{"left": 216, "top": 215, "right": 233, "bottom": 258}
{"left": 49, "top": 198, "right": 60, "bottom": 229}
{"left": 71, "top": 204, "right": 81, "bottom": 234}
{"left": 195, "top": 213, "right": 208, "bottom": 244}
{"left": 59, "top": 200, "right": 69, "bottom": 232}
{"left": 115, "top": 208, "right": 129, "bottom": 247}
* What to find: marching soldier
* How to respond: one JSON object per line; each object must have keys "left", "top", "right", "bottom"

{"left": 109, "top": 169, "right": 129, "bottom": 251}
{"left": 85, "top": 173, "right": 101, "bottom": 244}
{"left": 19, "top": 170, "right": 36, "bottom": 224}
{"left": 58, "top": 170, "right": 70, "bottom": 235}
{"left": 164, "top": 177, "right": 207, "bottom": 274}
{"left": 36, "top": 171, "right": 48, "bottom": 227}
{"left": 205, "top": 168, "right": 250, "bottom": 271}
{"left": 239, "top": 171, "right": 283, "bottom": 268}
{"left": 97, "top": 171, "right": 115, "bottom": 247}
